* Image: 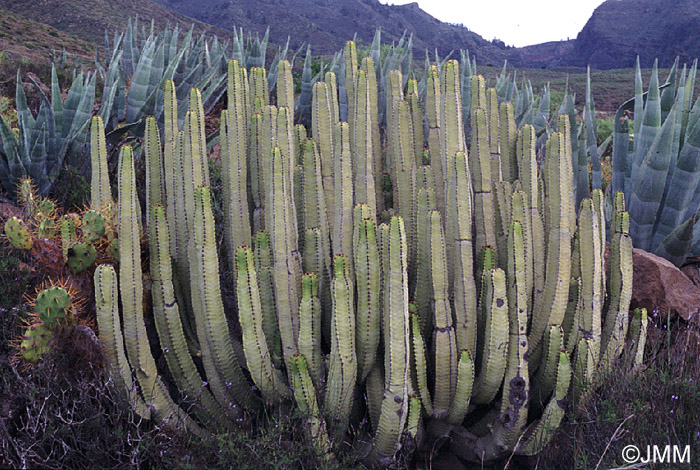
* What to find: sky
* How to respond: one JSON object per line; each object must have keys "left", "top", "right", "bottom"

{"left": 377, "top": 0, "right": 607, "bottom": 47}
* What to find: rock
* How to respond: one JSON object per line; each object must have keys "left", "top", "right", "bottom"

{"left": 631, "top": 248, "right": 700, "bottom": 322}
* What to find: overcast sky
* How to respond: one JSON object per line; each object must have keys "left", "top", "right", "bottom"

{"left": 377, "top": 0, "right": 607, "bottom": 47}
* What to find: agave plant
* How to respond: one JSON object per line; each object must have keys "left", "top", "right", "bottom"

{"left": 0, "top": 67, "right": 95, "bottom": 198}
{"left": 611, "top": 57, "right": 700, "bottom": 265}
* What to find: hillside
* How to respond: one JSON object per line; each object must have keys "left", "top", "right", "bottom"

{"left": 151, "top": 0, "right": 512, "bottom": 65}
{"left": 0, "top": 6, "right": 94, "bottom": 61}
{"left": 0, "top": 0, "right": 231, "bottom": 47}
{"left": 572, "top": 0, "right": 700, "bottom": 68}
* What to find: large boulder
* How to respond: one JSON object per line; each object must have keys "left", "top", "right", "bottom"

{"left": 631, "top": 248, "right": 700, "bottom": 321}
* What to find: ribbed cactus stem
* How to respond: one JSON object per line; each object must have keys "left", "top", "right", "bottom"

{"left": 600, "top": 209, "right": 633, "bottom": 371}
{"left": 325, "top": 255, "right": 357, "bottom": 433}
{"left": 189, "top": 185, "right": 259, "bottom": 412}
{"left": 359, "top": 58, "right": 383, "bottom": 211}
{"left": 254, "top": 230, "right": 281, "bottom": 366}
{"left": 625, "top": 308, "right": 648, "bottom": 373}
{"left": 236, "top": 245, "right": 290, "bottom": 403}
{"left": 353, "top": 211, "right": 381, "bottom": 383}
{"left": 144, "top": 116, "right": 164, "bottom": 230}
{"left": 410, "top": 312, "right": 433, "bottom": 416}
{"left": 428, "top": 209, "right": 458, "bottom": 419}
{"left": 529, "top": 131, "right": 573, "bottom": 365}
{"left": 149, "top": 204, "right": 232, "bottom": 426}
{"left": 372, "top": 216, "right": 410, "bottom": 463}
{"left": 451, "top": 152, "right": 478, "bottom": 355}
{"left": 471, "top": 106, "right": 498, "bottom": 256}
{"left": 516, "top": 351, "right": 571, "bottom": 456}
{"left": 332, "top": 121, "right": 354, "bottom": 264}
{"left": 406, "top": 79, "right": 424, "bottom": 168}
{"left": 415, "top": 187, "right": 437, "bottom": 334}
{"left": 268, "top": 146, "right": 302, "bottom": 363}
{"left": 298, "top": 273, "right": 325, "bottom": 389}
{"left": 222, "top": 59, "right": 252, "bottom": 281}
{"left": 353, "top": 69, "right": 378, "bottom": 220}
{"left": 577, "top": 198, "right": 603, "bottom": 364}
{"left": 487, "top": 88, "right": 502, "bottom": 182}
{"left": 94, "top": 263, "right": 151, "bottom": 419}
{"left": 90, "top": 116, "right": 111, "bottom": 211}
{"left": 472, "top": 267, "right": 508, "bottom": 405}
{"left": 345, "top": 41, "right": 358, "bottom": 133}
{"left": 249, "top": 66, "right": 270, "bottom": 106}
{"left": 500, "top": 102, "right": 518, "bottom": 183}
{"left": 118, "top": 145, "right": 204, "bottom": 435}
{"left": 445, "top": 350, "right": 474, "bottom": 425}
{"left": 276, "top": 60, "right": 294, "bottom": 118}
{"left": 426, "top": 65, "right": 444, "bottom": 217}
{"left": 289, "top": 353, "right": 331, "bottom": 454}
{"left": 311, "top": 80, "right": 335, "bottom": 218}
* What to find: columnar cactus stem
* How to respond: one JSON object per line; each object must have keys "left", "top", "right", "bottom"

{"left": 428, "top": 209, "right": 458, "bottom": 419}
{"left": 451, "top": 152, "right": 478, "bottom": 355}
{"left": 577, "top": 198, "right": 603, "bottom": 364}
{"left": 354, "top": 210, "right": 381, "bottom": 382}
{"left": 406, "top": 79, "right": 424, "bottom": 168}
{"left": 472, "top": 267, "right": 508, "bottom": 405}
{"left": 289, "top": 353, "right": 331, "bottom": 453}
{"left": 353, "top": 69, "right": 378, "bottom": 220}
{"left": 311, "top": 80, "right": 335, "bottom": 218}
{"left": 298, "top": 273, "right": 325, "bottom": 389}
{"left": 345, "top": 41, "right": 358, "bottom": 134}
{"left": 426, "top": 65, "right": 444, "bottom": 217}
{"left": 415, "top": 187, "right": 437, "bottom": 334}
{"left": 516, "top": 351, "right": 571, "bottom": 456}
{"left": 600, "top": 209, "right": 633, "bottom": 371}
{"left": 471, "top": 106, "right": 497, "bottom": 256}
{"left": 410, "top": 311, "right": 433, "bottom": 416}
{"left": 441, "top": 61, "right": 466, "bottom": 283}
{"left": 500, "top": 102, "right": 518, "bottom": 183}
{"left": 236, "top": 245, "right": 290, "bottom": 403}
{"left": 445, "top": 350, "right": 474, "bottom": 425}
{"left": 325, "top": 255, "right": 357, "bottom": 433}
{"left": 529, "top": 131, "right": 573, "bottom": 365}
{"left": 221, "top": 59, "right": 252, "bottom": 280}
{"left": 189, "top": 186, "right": 259, "bottom": 412}
{"left": 372, "top": 216, "right": 410, "bottom": 463}
{"left": 359, "top": 58, "right": 383, "bottom": 211}
{"left": 144, "top": 116, "right": 164, "bottom": 230}
{"left": 90, "top": 116, "right": 111, "bottom": 211}
{"left": 268, "top": 146, "right": 302, "bottom": 363}
{"left": 332, "top": 121, "right": 354, "bottom": 264}
{"left": 94, "top": 264, "right": 151, "bottom": 419}
{"left": 249, "top": 66, "right": 270, "bottom": 107}
{"left": 118, "top": 145, "right": 205, "bottom": 434}
{"left": 487, "top": 88, "right": 502, "bottom": 182}
{"left": 254, "top": 231, "right": 281, "bottom": 365}
{"left": 149, "top": 204, "right": 232, "bottom": 426}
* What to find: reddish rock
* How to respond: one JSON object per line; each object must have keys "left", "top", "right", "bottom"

{"left": 631, "top": 248, "right": 700, "bottom": 322}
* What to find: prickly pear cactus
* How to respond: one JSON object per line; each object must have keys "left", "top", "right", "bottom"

{"left": 35, "top": 286, "right": 72, "bottom": 328}
{"left": 36, "top": 199, "right": 56, "bottom": 218}
{"left": 37, "top": 218, "right": 56, "bottom": 239}
{"left": 20, "top": 323, "right": 54, "bottom": 363}
{"left": 66, "top": 242, "right": 98, "bottom": 273}
{"left": 4, "top": 217, "right": 33, "bottom": 250}
{"left": 82, "top": 210, "right": 106, "bottom": 243}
